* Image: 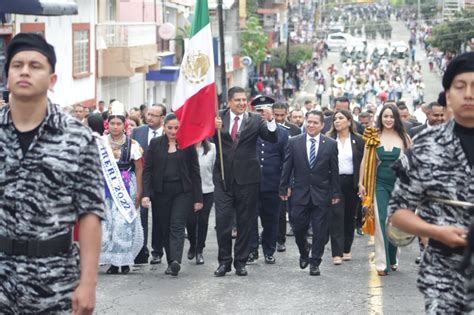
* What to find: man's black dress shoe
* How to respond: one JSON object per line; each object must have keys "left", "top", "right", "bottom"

{"left": 265, "top": 255, "right": 276, "bottom": 264}
{"left": 196, "top": 253, "right": 204, "bottom": 265}
{"left": 170, "top": 260, "right": 180, "bottom": 276}
{"left": 121, "top": 266, "right": 130, "bottom": 274}
{"left": 214, "top": 264, "right": 231, "bottom": 277}
{"left": 235, "top": 265, "right": 248, "bottom": 276}
{"left": 276, "top": 242, "right": 286, "bottom": 252}
{"left": 106, "top": 265, "right": 119, "bottom": 274}
{"left": 309, "top": 264, "right": 321, "bottom": 276}
{"left": 299, "top": 256, "right": 309, "bottom": 269}
{"left": 134, "top": 254, "right": 149, "bottom": 265}
{"left": 150, "top": 254, "right": 162, "bottom": 265}
{"left": 187, "top": 247, "right": 196, "bottom": 260}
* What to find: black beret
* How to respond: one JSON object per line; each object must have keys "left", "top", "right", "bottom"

{"left": 5, "top": 33, "right": 56, "bottom": 77}
{"left": 250, "top": 95, "right": 275, "bottom": 110}
{"left": 437, "top": 91, "right": 446, "bottom": 107}
{"left": 442, "top": 52, "right": 474, "bottom": 90}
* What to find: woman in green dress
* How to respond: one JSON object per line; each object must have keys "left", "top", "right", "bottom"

{"left": 359, "top": 103, "right": 411, "bottom": 276}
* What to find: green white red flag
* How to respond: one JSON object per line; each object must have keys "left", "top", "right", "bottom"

{"left": 172, "top": 0, "right": 216, "bottom": 149}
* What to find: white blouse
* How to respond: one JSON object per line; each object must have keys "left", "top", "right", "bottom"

{"left": 337, "top": 136, "right": 354, "bottom": 175}
{"left": 197, "top": 143, "right": 216, "bottom": 194}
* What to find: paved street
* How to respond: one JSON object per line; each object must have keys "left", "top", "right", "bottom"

{"left": 95, "top": 18, "right": 438, "bottom": 314}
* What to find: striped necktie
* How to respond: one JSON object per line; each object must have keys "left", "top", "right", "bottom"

{"left": 309, "top": 138, "right": 317, "bottom": 168}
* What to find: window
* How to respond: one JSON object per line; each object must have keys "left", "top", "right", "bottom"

{"left": 72, "top": 23, "right": 91, "bottom": 78}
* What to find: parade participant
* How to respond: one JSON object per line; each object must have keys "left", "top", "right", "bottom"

{"left": 290, "top": 108, "right": 305, "bottom": 132}
{"left": 100, "top": 101, "right": 144, "bottom": 274}
{"left": 94, "top": 100, "right": 106, "bottom": 114}
{"left": 142, "top": 113, "right": 203, "bottom": 276}
{"left": 280, "top": 110, "right": 340, "bottom": 276}
{"left": 326, "top": 109, "right": 365, "bottom": 264}
{"left": 322, "top": 97, "right": 364, "bottom": 134}
{"left": 132, "top": 103, "right": 166, "bottom": 265}
{"left": 388, "top": 52, "right": 474, "bottom": 313}
{"left": 249, "top": 97, "right": 289, "bottom": 264}
{"left": 409, "top": 101, "right": 446, "bottom": 138}
{"left": 74, "top": 103, "right": 86, "bottom": 123}
{"left": 186, "top": 139, "right": 216, "bottom": 265}
{"left": 213, "top": 86, "right": 277, "bottom": 277}
{"left": 0, "top": 33, "right": 104, "bottom": 314}
{"left": 273, "top": 102, "right": 301, "bottom": 252}
{"left": 359, "top": 103, "right": 411, "bottom": 276}
{"left": 358, "top": 111, "right": 373, "bottom": 129}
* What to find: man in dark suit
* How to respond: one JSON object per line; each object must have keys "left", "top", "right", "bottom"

{"left": 213, "top": 87, "right": 278, "bottom": 277}
{"left": 290, "top": 108, "right": 305, "bottom": 134}
{"left": 249, "top": 97, "right": 289, "bottom": 264}
{"left": 131, "top": 103, "right": 166, "bottom": 264}
{"left": 273, "top": 102, "right": 301, "bottom": 252}
{"left": 280, "top": 110, "right": 340, "bottom": 276}
{"left": 322, "top": 97, "right": 364, "bottom": 134}
{"left": 409, "top": 101, "right": 446, "bottom": 138}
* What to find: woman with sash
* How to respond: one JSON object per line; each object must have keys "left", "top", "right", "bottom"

{"left": 358, "top": 103, "right": 410, "bottom": 276}
{"left": 142, "top": 114, "right": 203, "bottom": 276}
{"left": 99, "top": 101, "right": 144, "bottom": 274}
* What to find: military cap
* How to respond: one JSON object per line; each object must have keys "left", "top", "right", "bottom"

{"left": 250, "top": 95, "right": 276, "bottom": 110}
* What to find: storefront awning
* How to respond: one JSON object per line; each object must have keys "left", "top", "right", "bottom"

{"left": 0, "top": 0, "right": 78, "bottom": 16}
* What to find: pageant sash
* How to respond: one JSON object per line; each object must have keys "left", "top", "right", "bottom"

{"left": 97, "top": 137, "right": 137, "bottom": 224}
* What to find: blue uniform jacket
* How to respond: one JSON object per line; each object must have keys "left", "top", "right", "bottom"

{"left": 257, "top": 125, "right": 289, "bottom": 192}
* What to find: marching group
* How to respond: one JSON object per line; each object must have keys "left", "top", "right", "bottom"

{"left": 1, "top": 30, "right": 474, "bottom": 315}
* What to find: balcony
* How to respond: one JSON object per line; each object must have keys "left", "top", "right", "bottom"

{"left": 96, "top": 23, "right": 160, "bottom": 77}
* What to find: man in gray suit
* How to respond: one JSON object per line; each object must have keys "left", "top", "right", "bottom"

{"left": 132, "top": 103, "right": 166, "bottom": 264}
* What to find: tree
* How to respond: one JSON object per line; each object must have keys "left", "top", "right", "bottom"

{"left": 240, "top": 15, "right": 269, "bottom": 68}
{"left": 270, "top": 44, "right": 313, "bottom": 72}
{"left": 429, "top": 9, "right": 474, "bottom": 53}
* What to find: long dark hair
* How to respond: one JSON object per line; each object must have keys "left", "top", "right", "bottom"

{"left": 201, "top": 139, "right": 211, "bottom": 155}
{"left": 377, "top": 104, "right": 409, "bottom": 149}
{"left": 326, "top": 109, "right": 357, "bottom": 138}
{"left": 87, "top": 113, "right": 105, "bottom": 135}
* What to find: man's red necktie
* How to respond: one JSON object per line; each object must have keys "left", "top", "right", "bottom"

{"left": 231, "top": 116, "right": 239, "bottom": 141}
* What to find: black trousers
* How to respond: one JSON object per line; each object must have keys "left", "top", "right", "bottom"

{"left": 291, "top": 201, "right": 329, "bottom": 266}
{"left": 250, "top": 191, "right": 281, "bottom": 256}
{"left": 136, "top": 206, "right": 150, "bottom": 259}
{"left": 150, "top": 207, "right": 164, "bottom": 258}
{"left": 328, "top": 202, "right": 344, "bottom": 257}
{"left": 339, "top": 175, "right": 360, "bottom": 253}
{"left": 214, "top": 179, "right": 258, "bottom": 268}
{"left": 277, "top": 200, "right": 288, "bottom": 244}
{"left": 152, "top": 181, "right": 192, "bottom": 265}
{"left": 186, "top": 192, "right": 214, "bottom": 253}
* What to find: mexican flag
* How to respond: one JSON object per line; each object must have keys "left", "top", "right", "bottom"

{"left": 172, "top": 0, "right": 216, "bottom": 149}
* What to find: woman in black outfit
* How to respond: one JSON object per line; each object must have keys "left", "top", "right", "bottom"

{"left": 142, "top": 114, "right": 203, "bottom": 276}
{"left": 326, "top": 109, "right": 365, "bottom": 264}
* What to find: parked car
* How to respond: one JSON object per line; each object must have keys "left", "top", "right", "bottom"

{"left": 326, "top": 33, "right": 366, "bottom": 51}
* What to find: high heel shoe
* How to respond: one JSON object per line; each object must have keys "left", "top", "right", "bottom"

{"left": 390, "top": 264, "right": 398, "bottom": 271}
{"left": 106, "top": 265, "right": 119, "bottom": 274}
{"left": 121, "top": 266, "right": 130, "bottom": 274}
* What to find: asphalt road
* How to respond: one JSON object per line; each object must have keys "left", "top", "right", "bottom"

{"left": 94, "top": 19, "right": 436, "bottom": 315}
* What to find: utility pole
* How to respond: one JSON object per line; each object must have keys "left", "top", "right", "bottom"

{"left": 217, "top": 0, "right": 227, "bottom": 107}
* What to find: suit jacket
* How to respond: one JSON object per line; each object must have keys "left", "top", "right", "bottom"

{"left": 409, "top": 123, "right": 427, "bottom": 139}
{"left": 258, "top": 125, "right": 289, "bottom": 192}
{"left": 132, "top": 125, "right": 150, "bottom": 154}
{"left": 279, "top": 133, "right": 340, "bottom": 206}
{"left": 329, "top": 132, "right": 365, "bottom": 189}
{"left": 142, "top": 135, "right": 203, "bottom": 203}
{"left": 322, "top": 116, "right": 364, "bottom": 135}
{"left": 213, "top": 109, "right": 278, "bottom": 186}
{"left": 282, "top": 120, "right": 302, "bottom": 137}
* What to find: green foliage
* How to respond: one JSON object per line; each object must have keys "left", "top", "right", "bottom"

{"left": 241, "top": 15, "right": 269, "bottom": 67}
{"left": 270, "top": 44, "right": 313, "bottom": 71}
{"left": 429, "top": 9, "right": 474, "bottom": 53}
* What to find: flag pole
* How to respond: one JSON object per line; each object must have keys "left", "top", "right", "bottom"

{"left": 215, "top": 94, "right": 227, "bottom": 192}
{"left": 216, "top": 0, "right": 227, "bottom": 191}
